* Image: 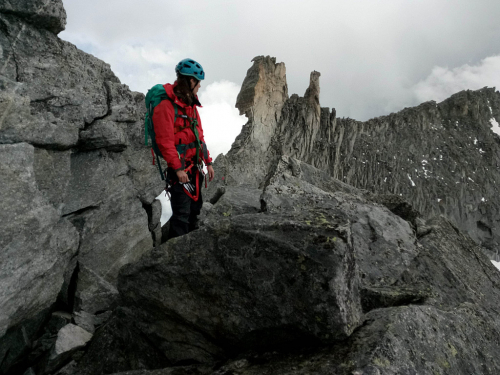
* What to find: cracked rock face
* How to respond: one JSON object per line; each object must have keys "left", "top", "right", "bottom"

{"left": 71, "top": 157, "right": 500, "bottom": 375}
{"left": 3, "top": 5, "right": 500, "bottom": 373}
{"left": 211, "top": 56, "right": 500, "bottom": 259}
{"left": 0, "top": 0, "right": 67, "bottom": 34}
{"left": 0, "top": 3, "right": 162, "bottom": 373}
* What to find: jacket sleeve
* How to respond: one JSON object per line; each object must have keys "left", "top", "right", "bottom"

{"left": 197, "top": 108, "right": 213, "bottom": 165}
{"left": 152, "top": 100, "right": 183, "bottom": 171}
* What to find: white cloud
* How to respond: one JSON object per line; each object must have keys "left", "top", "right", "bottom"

{"left": 413, "top": 55, "right": 500, "bottom": 103}
{"left": 60, "top": 0, "right": 500, "bottom": 122}
{"left": 198, "top": 80, "right": 245, "bottom": 159}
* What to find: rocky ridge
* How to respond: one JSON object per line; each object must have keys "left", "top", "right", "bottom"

{"left": 211, "top": 56, "right": 500, "bottom": 259}
{"left": 0, "top": 1, "right": 162, "bottom": 373}
{"left": 69, "top": 55, "right": 500, "bottom": 374}
{"left": 2, "top": 1, "right": 500, "bottom": 373}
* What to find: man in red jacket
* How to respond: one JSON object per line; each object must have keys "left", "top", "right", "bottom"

{"left": 153, "top": 58, "right": 215, "bottom": 239}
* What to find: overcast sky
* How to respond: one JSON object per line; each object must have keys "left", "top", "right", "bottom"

{"left": 60, "top": 0, "right": 500, "bottom": 157}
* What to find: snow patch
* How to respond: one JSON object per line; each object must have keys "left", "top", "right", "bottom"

{"left": 491, "top": 260, "right": 500, "bottom": 272}
{"left": 407, "top": 174, "right": 416, "bottom": 187}
{"left": 490, "top": 117, "right": 500, "bottom": 136}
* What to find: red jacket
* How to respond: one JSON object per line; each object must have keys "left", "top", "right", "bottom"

{"left": 152, "top": 82, "right": 212, "bottom": 171}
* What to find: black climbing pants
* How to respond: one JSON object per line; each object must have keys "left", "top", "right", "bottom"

{"left": 167, "top": 169, "right": 204, "bottom": 239}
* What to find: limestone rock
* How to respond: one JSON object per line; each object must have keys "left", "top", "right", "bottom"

{"left": 44, "top": 324, "right": 92, "bottom": 373}
{"left": 208, "top": 216, "right": 500, "bottom": 375}
{"left": 0, "top": 0, "right": 67, "bottom": 34}
{"left": 78, "top": 119, "right": 128, "bottom": 152}
{"left": 74, "top": 311, "right": 96, "bottom": 334}
{"left": 108, "top": 367, "right": 212, "bottom": 375}
{"left": 217, "top": 56, "right": 288, "bottom": 189}
{"left": 216, "top": 56, "right": 500, "bottom": 261}
{"left": 74, "top": 161, "right": 427, "bottom": 374}
{"left": 74, "top": 264, "right": 120, "bottom": 315}
{"left": 53, "top": 324, "right": 92, "bottom": 357}
{"left": 0, "top": 142, "right": 79, "bottom": 348}
{"left": 0, "top": 2, "right": 160, "bottom": 372}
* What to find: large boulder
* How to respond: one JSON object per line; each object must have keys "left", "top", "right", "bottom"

{"left": 207, "top": 217, "right": 500, "bottom": 375}
{"left": 0, "top": 0, "right": 67, "bottom": 34}
{"left": 72, "top": 158, "right": 430, "bottom": 374}
{"left": 0, "top": 3, "right": 162, "bottom": 373}
{"left": 209, "top": 56, "right": 500, "bottom": 260}
{"left": 0, "top": 143, "right": 79, "bottom": 344}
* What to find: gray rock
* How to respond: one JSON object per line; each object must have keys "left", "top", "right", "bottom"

{"left": 0, "top": 0, "right": 67, "bottom": 34}
{"left": 0, "top": 142, "right": 79, "bottom": 337}
{"left": 74, "top": 311, "right": 96, "bottom": 333}
{"left": 0, "top": 308, "right": 49, "bottom": 374}
{"left": 216, "top": 56, "right": 500, "bottom": 261}
{"left": 53, "top": 324, "right": 92, "bottom": 357}
{"left": 75, "top": 160, "right": 429, "bottom": 373}
{"left": 0, "top": 6, "right": 160, "bottom": 371}
{"left": 50, "top": 311, "right": 73, "bottom": 330}
{"left": 5, "top": 7, "right": 500, "bottom": 375}
{"left": 74, "top": 264, "right": 120, "bottom": 315}
{"left": 94, "top": 311, "right": 113, "bottom": 327}
{"left": 44, "top": 323, "right": 92, "bottom": 373}
{"left": 207, "top": 215, "right": 500, "bottom": 375}
{"left": 220, "top": 56, "right": 288, "bottom": 188}
{"left": 71, "top": 309, "right": 172, "bottom": 375}
{"left": 54, "top": 360, "right": 77, "bottom": 375}
{"left": 107, "top": 82, "right": 140, "bottom": 123}
{"left": 78, "top": 119, "right": 128, "bottom": 152}
{"left": 204, "top": 185, "right": 261, "bottom": 219}
{"left": 109, "top": 366, "right": 212, "bottom": 375}
{"left": 0, "top": 12, "right": 117, "bottom": 147}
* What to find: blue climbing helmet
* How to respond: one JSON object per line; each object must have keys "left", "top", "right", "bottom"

{"left": 175, "top": 58, "right": 205, "bottom": 80}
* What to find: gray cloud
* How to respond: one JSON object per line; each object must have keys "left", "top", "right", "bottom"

{"left": 61, "top": 0, "right": 500, "bottom": 121}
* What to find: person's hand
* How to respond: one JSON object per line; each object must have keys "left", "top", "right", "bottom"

{"left": 207, "top": 165, "right": 215, "bottom": 182}
{"left": 176, "top": 170, "right": 189, "bottom": 183}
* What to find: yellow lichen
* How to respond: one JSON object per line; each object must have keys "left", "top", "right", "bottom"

{"left": 373, "top": 357, "right": 390, "bottom": 367}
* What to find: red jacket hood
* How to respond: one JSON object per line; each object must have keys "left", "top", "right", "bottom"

{"left": 164, "top": 82, "right": 202, "bottom": 108}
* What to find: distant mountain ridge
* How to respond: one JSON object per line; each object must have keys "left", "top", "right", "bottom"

{"left": 213, "top": 56, "right": 500, "bottom": 258}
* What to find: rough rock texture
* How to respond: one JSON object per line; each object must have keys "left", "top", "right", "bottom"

{"left": 210, "top": 56, "right": 500, "bottom": 260}
{"left": 4, "top": 7, "right": 500, "bottom": 374}
{"left": 73, "top": 159, "right": 410, "bottom": 374}
{"left": 0, "top": 142, "right": 79, "bottom": 340}
{"left": 328, "top": 89, "right": 500, "bottom": 260}
{"left": 204, "top": 217, "right": 500, "bottom": 375}
{"left": 72, "top": 156, "right": 500, "bottom": 375}
{"left": 216, "top": 56, "right": 288, "bottom": 189}
{"left": 0, "top": 0, "right": 67, "bottom": 34}
{"left": 0, "top": 3, "right": 161, "bottom": 373}
{"left": 53, "top": 324, "right": 92, "bottom": 356}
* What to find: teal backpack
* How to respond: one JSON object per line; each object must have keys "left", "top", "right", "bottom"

{"left": 144, "top": 84, "right": 208, "bottom": 180}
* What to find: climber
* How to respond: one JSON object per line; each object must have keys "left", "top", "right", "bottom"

{"left": 147, "top": 58, "right": 214, "bottom": 239}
